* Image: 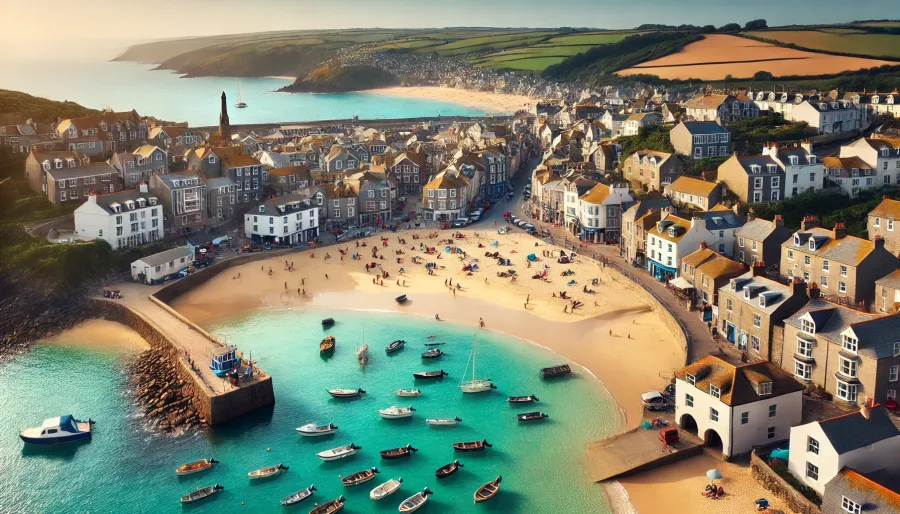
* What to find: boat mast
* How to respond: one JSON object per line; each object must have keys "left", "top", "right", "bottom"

{"left": 471, "top": 333, "right": 477, "bottom": 382}
{"left": 237, "top": 81, "right": 242, "bottom": 103}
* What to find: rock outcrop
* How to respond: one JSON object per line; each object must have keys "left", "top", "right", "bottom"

{"left": 130, "top": 347, "right": 206, "bottom": 433}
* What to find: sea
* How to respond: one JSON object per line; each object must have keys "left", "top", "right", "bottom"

{"left": 0, "top": 309, "right": 621, "bottom": 513}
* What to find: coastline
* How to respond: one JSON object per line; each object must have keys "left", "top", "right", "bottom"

{"left": 363, "top": 86, "right": 537, "bottom": 115}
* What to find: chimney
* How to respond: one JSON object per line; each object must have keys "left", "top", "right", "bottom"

{"left": 139, "top": 182, "right": 149, "bottom": 193}
{"left": 800, "top": 216, "right": 818, "bottom": 231}
{"left": 752, "top": 261, "right": 767, "bottom": 277}
{"left": 875, "top": 235, "right": 886, "bottom": 250}
{"left": 700, "top": 241, "right": 708, "bottom": 249}
{"left": 790, "top": 276, "right": 808, "bottom": 298}
{"left": 860, "top": 401, "right": 871, "bottom": 420}
{"left": 87, "top": 191, "right": 98, "bottom": 205}
{"left": 774, "top": 214, "right": 784, "bottom": 227}
{"left": 747, "top": 208, "right": 755, "bottom": 222}
{"left": 691, "top": 215, "right": 702, "bottom": 228}
{"left": 733, "top": 202, "right": 740, "bottom": 216}
{"left": 832, "top": 222, "right": 846, "bottom": 240}
{"left": 808, "top": 281, "right": 820, "bottom": 299}
{"left": 801, "top": 139, "right": 813, "bottom": 155}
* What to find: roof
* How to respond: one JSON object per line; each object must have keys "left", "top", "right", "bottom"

{"left": 681, "top": 247, "right": 718, "bottom": 267}
{"left": 674, "top": 355, "right": 804, "bottom": 406}
{"left": 833, "top": 468, "right": 900, "bottom": 509}
{"left": 733, "top": 155, "right": 782, "bottom": 175}
{"left": 154, "top": 171, "right": 204, "bottom": 189}
{"left": 205, "top": 177, "right": 234, "bottom": 189}
{"left": 735, "top": 218, "right": 783, "bottom": 242}
{"left": 91, "top": 189, "right": 158, "bottom": 214}
{"left": 697, "top": 210, "right": 744, "bottom": 231}
{"left": 135, "top": 246, "right": 195, "bottom": 268}
{"left": 579, "top": 183, "right": 612, "bottom": 205}
{"left": 817, "top": 406, "right": 900, "bottom": 454}
{"left": 222, "top": 153, "right": 260, "bottom": 168}
{"left": 666, "top": 176, "right": 719, "bottom": 197}
{"left": 134, "top": 145, "right": 163, "bottom": 159}
{"left": 876, "top": 269, "right": 900, "bottom": 291}
{"left": 45, "top": 162, "right": 117, "bottom": 181}
{"left": 869, "top": 198, "right": 900, "bottom": 220}
{"left": 267, "top": 165, "right": 310, "bottom": 178}
{"left": 697, "top": 255, "right": 746, "bottom": 279}
{"left": 649, "top": 214, "right": 692, "bottom": 243}
{"left": 679, "top": 121, "right": 729, "bottom": 135}
{"left": 721, "top": 271, "right": 795, "bottom": 315}
{"left": 784, "top": 299, "right": 878, "bottom": 348}
{"left": 685, "top": 93, "right": 732, "bottom": 110}
{"left": 256, "top": 192, "right": 314, "bottom": 216}
{"left": 424, "top": 172, "right": 465, "bottom": 190}
{"left": 822, "top": 156, "right": 872, "bottom": 170}
{"left": 786, "top": 227, "right": 878, "bottom": 266}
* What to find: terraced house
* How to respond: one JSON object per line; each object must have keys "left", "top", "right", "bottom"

{"left": 681, "top": 245, "right": 746, "bottom": 313}
{"left": 867, "top": 197, "right": 900, "bottom": 257}
{"left": 391, "top": 151, "right": 426, "bottom": 196}
{"left": 761, "top": 141, "right": 823, "bottom": 198}
{"left": 74, "top": 186, "right": 162, "bottom": 249}
{"left": 422, "top": 171, "right": 467, "bottom": 222}
{"left": 683, "top": 93, "right": 759, "bottom": 123}
{"left": 733, "top": 214, "right": 790, "bottom": 268}
{"left": 670, "top": 121, "right": 731, "bottom": 160}
{"left": 324, "top": 145, "right": 361, "bottom": 173}
{"left": 716, "top": 154, "right": 784, "bottom": 204}
{"left": 149, "top": 171, "right": 207, "bottom": 235}
{"left": 220, "top": 152, "right": 264, "bottom": 205}
{"left": 623, "top": 150, "right": 683, "bottom": 192}
{"left": 324, "top": 181, "right": 358, "bottom": 230}
{"left": 109, "top": 145, "right": 168, "bottom": 190}
{"left": 645, "top": 212, "right": 716, "bottom": 281}
{"left": 576, "top": 183, "right": 632, "bottom": 243}
{"left": 205, "top": 177, "right": 237, "bottom": 228}
{"left": 56, "top": 110, "right": 147, "bottom": 157}
{"left": 875, "top": 270, "right": 900, "bottom": 315}
{"left": 663, "top": 176, "right": 722, "bottom": 211}
{"left": 266, "top": 165, "right": 312, "bottom": 197}
{"left": 45, "top": 162, "right": 120, "bottom": 204}
{"left": 621, "top": 198, "right": 669, "bottom": 268}
{"left": 23, "top": 149, "right": 89, "bottom": 194}
{"left": 839, "top": 137, "right": 900, "bottom": 187}
{"left": 822, "top": 156, "right": 876, "bottom": 198}
{"left": 345, "top": 171, "right": 393, "bottom": 225}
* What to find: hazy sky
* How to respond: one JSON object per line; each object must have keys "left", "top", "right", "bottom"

{"left": 1, "top": 0, "right": 894, "bottom": 59}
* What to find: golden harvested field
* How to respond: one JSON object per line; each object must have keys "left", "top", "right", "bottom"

{"left": 617, "top": 34, "right": 893, "bottom": 80}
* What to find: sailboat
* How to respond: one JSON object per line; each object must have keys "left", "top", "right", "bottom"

{"left": 235, "top": 82, "right": 247, "bottom": 108}
{"left": 357, "top": 327, "right": 369, "bottom": 366}
{"left": 460, "top": 334, "right": 496, "bottom": 393}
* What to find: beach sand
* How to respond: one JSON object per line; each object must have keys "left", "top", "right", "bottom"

{"left": 45, "top": 319, "right": 149, "bottom": 353}
{"left": 364, "top": 86, "right": 536, "bottom": 115}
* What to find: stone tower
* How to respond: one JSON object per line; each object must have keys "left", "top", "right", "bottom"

{"left": 219, "top": 91, "right": 231, "bottom": 141}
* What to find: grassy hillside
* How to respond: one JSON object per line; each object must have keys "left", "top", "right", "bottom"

{"left": 281, "top": 61, "right": 399, "bottom": 93}
{"left": 0, "top": 89, "right": 99, "bottom": 123}
{"left": 744, "top": 29, "right": 900, "bottom": 60}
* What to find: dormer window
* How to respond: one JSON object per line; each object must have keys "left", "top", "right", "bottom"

{"left": 125, "top": 200, "right": 135, "bottom": 210}
{"left": 709, "top": 384, "right": 721, "bottom": 398}
{"left": 801, "top": 318, "right": 815, "bottom": 334}
{"left": 42, "top": 161, "right": 50, "bottom": 171}
{"left": 766, "top": 164, "right": 777, "bottom": 173}
{"left": 793, "top": 235, "right": 801, "bottom": 246}
{"left": 750, "top": 165, "right": 761, "bottom": 174}
{"left": 842, "top": 334, "right": 858, "bottom": 353}
{"left": 808, "top": 155, "right": 816, "bottom": 165}
{"left": 873, "top": 96, "right": 880, "bottom": 104}
{"left": 789, "top": 156, "right": 798, "bottom": 165}
{"left": 172, "top": 180, "right": 180, "bottom": 187}
{"left": 149, "top": 197, "right": 157, "bottom": 206}
{"left": 54, "top": 159, "right": 62, "bottom": 169}
{"left": 209, "top": 156, "right": 216, "bottom": 164}
{"left": 686, "top": 373, "right": 696, "bottom": 386}
{"left": 258, "top": 205, "right": 265, "bottom": 213}
{"left": 809, "top": 240, "right": 816, "bottom": 251}
{"left": 755, "top": 382, "right": 772, "bottom": 396}
{"left": 759, "top": 296, "right": 766, "bottom": 307}
{"left": 889, "top": 96, "right": 895, "bottom": 105}
{"left": 137, "top": 198, "right": 146, "bottom": 208}
{"left": 66, "top": 158, "right": 75, "bottom": 167}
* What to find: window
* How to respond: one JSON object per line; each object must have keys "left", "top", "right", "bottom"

{"left": 839, "top": 281, "right": 847, "bottom": 293}
{"left": 788, "top": 249, "right": 794, "bottom": 260}
{"left": 709, "top": 384, "right": 721, "bottom": 398}
{"left": 890, "top": 365, "right": 899, "bottom": 382}
{"left": 751, "top": 336, "right": 760, "bottom": 352}
{"left": 726, "top": 299, "right": 733, "bottom": 312}
{"left": 741, "top": 412, "right": 749, "bottom": 425}
{"left": 797, "top": 338, "right": 813, "bottom": 358}
{"left": 804, "top": 255, "right": 811, "bottom": 265}
{"left": 839, "top": 357, "right": 857, "bottom": 378}
{"left": 768, "top": 404, "right": 777, "bottom": 418}
{"left": 767, "top": 427, "right": 776, "bottom": 439}
{"left": 685, "top": 393, "right": 693, "bottom": 407}
{"left": 686, "top": 373, "right": 695, "bottom": 386}
{"left": 822, "top": 260, "right": 829, "bottom": 272}
{"left": 808, "top": 436, "right": 819, "bottom": 454}
{"left": 842, "top": 334, "right": 858, "bottom": 353}
{"left": 841, "top": 496, "right": 861, "bottom": 514}
{"left": 710, "top": 407, "right": 718, "bottom": 422}
{"left": 806, "top": 462, "right": 819, "bottom": 481}
{"left": 753, "top": 314, "right": 761, "bottom": 328}
{"left": 795, "top": 361, "right": 811, "bottom": 380}
{"left": 739, "top": 237, "right": 745, "bottom": 247}
{"left": 840, "top": 265, "right": 847, "bottom": 277}
{"left": 836, "top": 381, "right": 858, "bottom": 402}
{"left": 757, "top": 381, "right": 772, "bottom": 396}
{"left": 890, "top": 220, "right": 895, "bottom": 231}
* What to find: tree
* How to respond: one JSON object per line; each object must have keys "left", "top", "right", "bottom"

{"left": 718, "top": 23, "right": 742, "bottom": 32}
{"left": 724, "top": 74, "right": 734, "bottom": 82}
{"left": 743, "top": 19, "right": 768, "bottom": 30}
{"left": 753, "top": 71, "right": 775, "bottom": 81}
{"left": 702, "top": 25, "right": 717, "bottom": 34}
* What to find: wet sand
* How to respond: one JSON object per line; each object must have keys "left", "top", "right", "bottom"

{"left": 364, "top": 86, "right": 537, "bottom": 115}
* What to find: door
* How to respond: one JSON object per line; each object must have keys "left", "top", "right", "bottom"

{"left": 726, "top": 323, "right": 735, "bottom": 343}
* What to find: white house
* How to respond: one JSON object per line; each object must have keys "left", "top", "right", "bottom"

{"left": 131, "top": 246, "right": 195, "bottom": 284}
{"left": 244, "top": 192, "right": 319, "bottom": 245}
{"left": 622, "top": 112, "right": 662, "bottom": 136}
{"left": 74, "top": 185, "right": 163, "bottom": 249}
{"left": 645, "top": 211, "right": 717, "bottom": 280}
{"left": 792, "top": 100, "right": 867, "bottom": 135}
{"left": 839, "top": 137, "right": 900, "bottom": 188}
{"left": 675, "top": 355, "right": 805, "bottom": 459}
{"left": 577, "top": 182, "right": 632, "bottom": 243}
{"left": 788, "top": 404, "right": 900, "bottom": 496}
{"left": 762, "top": 142, "right": 824, "bottom": 199}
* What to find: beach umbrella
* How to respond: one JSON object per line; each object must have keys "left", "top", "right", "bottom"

{"left": 706, "top": 469, "right": 723, "bottom": 483}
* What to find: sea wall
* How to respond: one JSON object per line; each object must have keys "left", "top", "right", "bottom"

{"left": 750, "top": 451, "right": 821, "bottom": 514}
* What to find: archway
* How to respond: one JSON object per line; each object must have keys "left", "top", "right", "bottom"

{"left": 679, "top": 413, "right": 698, "bottom": 434}
{"left": 704, "top": 429, "right": 723, "bottom": 452}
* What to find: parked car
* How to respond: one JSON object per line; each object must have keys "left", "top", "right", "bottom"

{"left": 641, "top": 391, "right": 669, "bottom": 411}
{"left": 212, "top": 235, "right": 232, "bottom": 247}
{"left": 451, "top": 218, "right": 469, "bottom": 228}
{"left": 523, "top": 223, "right": 537, "bottom": 233}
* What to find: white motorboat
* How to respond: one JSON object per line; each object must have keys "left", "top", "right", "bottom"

{"left": 280, "top": 485, "right": 316, "bottom": 506}
{"left": 396, "top": 389, "right": 421, "bottom": 397}
{"left": 398, "top": 488, "right": 432, "bottom": 513}
{"left": 19, "top": 414, "right": 93, "bottom": 445}
{"left": 248, "top": 463, "right": 288, "bottom": 479}
{"left": 425, "top": 416, "right": 462, "bottom": 427}
{"left": 460, "top": 334, "right": 496, "bottom": 393}
{"left": 378, "top": 406, "right": 415, "bottom": 420}
{"left": 317, "top": 443, "right": 361, "bottom": 462}
{"left": 328, "top": 388, "right": 366, "bottom": 399}
{"left": 370, "top": 478, "right": 403, "bottom": 500}
{"left": 296, "top": 422, "right": 338, "bottom": 437}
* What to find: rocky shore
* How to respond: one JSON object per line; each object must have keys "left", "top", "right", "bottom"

{"left": 0, "top": 275, "right": 90, "bottom": 357}
{"left": 130, "top": 346, "right": 207, "bottom": 433}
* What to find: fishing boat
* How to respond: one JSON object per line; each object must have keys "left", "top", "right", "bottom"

{"left": 175, "top": 458, "right": 219, "bottom": 476}
{"left": 398, "top": 488, "right": 432, "bottom": 513}
{"left": 370, "top": 478, "right": 402, "bottom": 500}
{"left": 385, "top": 340, "right": 406, "bottom": 354}
{"left": 322, "top": 318, "right": 336, "bottom": 328}
{"left": 320, "top": 336, "right": 336, "bottom": 353}
{"left": 395, "top": 294, "right": 408, "bottom": 304}
{"left": 340, "top": 467, "right": 379, "bottom": 487}
{"left": 517, "top": 411, "right": 549, "bottom": 422}
{"left": 396, "top": 389, "right": 421, "bottom": 397}
{"left": 474, "top": 476, "right": 502, "bottom": 503}
{"left": 425, "top": 417, "right": 462, "bottom": 427}
{"left": 460, "top": 334, "right": 495, "bottom": 393}
{"left": 378, "top": 406, "right": 415, "bottom": 420}
{"left": 452, "top": 439, "right": 492, "bottom": 452}
{"left": 317, "top": 443, "right": 361, "bottom": 462}
{"left": 356, "top": 344, "right": 369, "bottom": 366}
{"left": 423, "top": 342, "right": 444, "bottom": 347}
{"left": 248, "top": 463, "right": 288, "bottom": 480}
{"left": 421, "top": 348, "right": 443, "bottom": 359}
{"left": 541, "top": 363, "right": 572, "bottom": 378}
{"left": 380, "top": 444, "right": 418, "bottom": 460}
{"left": 296, "top": 422, "right": 338, "bottom": 437}
{"left": 180, "top": 484, "right": 223, "bottom": 504}
{"left": 309, "top": 496, "right": 345, "bottom": 514}
{"left": 435, "top": 460, "right": 463, "bottom": 479}
{"left": 235, "top": 82, "right": 247, "bottom": 108}
{"left": 427, "top": 335, "right": 437, "bottom": 339}
{"left": 281, "top": 485, "right": 317, "bottom": 507}
{"left": 19, "top": 414, "right": 94, "bottom": 445}
{"left": 508, "top": 394, "right": 539, "bottom": 403}
{"left": 328, "top": 388, "right": 365, "bottom": 399}
{"left": 413, "top": 370, "right": 447, "bottom": 380}
{"left": 210, "top": 346, "right": 241, "bottom": 377}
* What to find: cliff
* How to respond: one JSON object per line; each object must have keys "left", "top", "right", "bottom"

{"left": 279, "top": 61, "right": 399, "bottom": 93}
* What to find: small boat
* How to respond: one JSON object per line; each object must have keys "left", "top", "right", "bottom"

{"left": 453, "top": 439, "right": 492, "bottom": 452}
{"left": 210, "top": 346, "right": 241, "bottom": 377}
{"left": 426, "top": 417, "right": 462, "bottom": 427}
{"left": 19, "top": 414, "right": 93, "bottom": 445}
{"left": 396, "top": 389, "right": 421, "bottom": 397}
{"left": 395, "top": 294, "right": 408, "bottom": 304}
{"left": 423, "top": 342, "right": 444, "bottom": 347}
{"left": 248, "top": 463, "right": 288, "bottom": 479}
{"left": 508, "top": 394, "right": 539, "bottom": 403}
{"left": 309, "top": 496, "right": 345, "bottom": 514}
{"left": 474, "top": 476, "right": 502, "bottom": 503}
{"left": 421, "top": 348, "right": 443, "bottom": 359}
{"left": 321, "top": 336, "right": 336, "bottom": 353}
{"left": 180, "top": 484, "right": 223, "bottom": 504}
{"left": 385, "top": 340, "right": 406, "bottom": 354}
{"left": 435, "top": 460, "right": 463, "bottom": 479}
{"left": 235, "top": 81, "right": 247, "bottom": 108}
{"left": 317, "top": 443, "right": 361, "bottom": 462}
{"left": 296, "top": 422, "right": 338, "bottom": 437}
{"left": 427, "top": 335, "right": 437, "bottom": 339}
{"left": 378, "top": 406, "right": 415, "bottom": 419}
{"left": 370, "top": 478, "right": 403, "bottom": 500}
{"left": 175, "top": 458, "right": 219, "bottom": 476}
{"left": 413, "top": 369, "right": 447, "bottom": 380}
{"left": 357, "top": 344, "right": 369, "bottom": 366}
{"left": 541, "top": 363, "right": 572, "bottom": 378}
{"left": 322, "top": 318, "right": 336, "bottom": 328}
{"left": 380, "top": 444, "right": 418, "bottom": 460}
{"left": 517, "top": 411, "right": 549, "bottom": 422}
{"left": 281, "top": 485, "right": 317, "bottom": 507}
{"left": 328, "top": 388, "right": 365, "bottom": 399}
{"left": 460, "top": 334, "right": 495, "bottom": 393}
{"left": 398, "top": 488, "right": 432, "bottom": 513}
{"left": 340, "top": 467, "right": 379, "bottom": 487}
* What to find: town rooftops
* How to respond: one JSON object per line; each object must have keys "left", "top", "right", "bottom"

{"left": 135, "top": 246, "right": 194, "bottom": 268}
{"left": 679, "top": 121, "right": 730, "bottom": 134}
{"left": 697, "top": 210, "right": 743, "bottom": 231}
{"left": 787, "top": 226, "right": 877, "bottom": 265}
{"left": 666, "top": 176, "right": 719, "bottom": 197}
{"left": 784, "top": 298, "right": 883, "bottom": 350}
{"left": 89, "top": 189, "right": 159, "bottom": 214}
{"left": 869, "top": 198, "right": 900, "bottom": 220}
{"left": 267, "top": 165, "right": 311, "bottom": 179}
{"left": 684, "top": 93, "right": 732, "bottom": 109}
{"left": 45, "top": 162, "right": 117, "bottom": 181}
{"left": 424, "top": 172, "right": 465, "bottom": 190}
{"left": 674, "top": 355, "right": 804, "bottom": 406}
{"left": 222, "top": 153, "right": 260, "bottom": 168}
{"left": 31, "top": 149, "right": 87, "bottom": 164}
{"left": 256, "top": 192, "right": 313, "bottom": 215}
{"left": 822, "top": 156, "right": 872, "bottom": 171}
{"left": 723, "top": 271, "right": 796, "bottom": 314}
{"left": 735, "top": 217, "right": 784, "bottom": 242}
{"left": 816, "top": 405, "right": 900, "bottom": 454}
{"left": 697, "top": 254, "right": 746, "bottom": 279}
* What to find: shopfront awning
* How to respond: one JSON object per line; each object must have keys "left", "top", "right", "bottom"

{"left": 669, "top": 276, "right": 694, "bottom": 290}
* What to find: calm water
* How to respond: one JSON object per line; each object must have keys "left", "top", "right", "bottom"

{"left": 0, "top": 309, "right": 618, "bottom": 513}
{"left": 1, "top": 58, "right": 488, "bottom": 126}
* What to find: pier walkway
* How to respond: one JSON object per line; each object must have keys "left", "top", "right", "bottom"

{"left": 590, "top": 425, "right": 704, "bottom": 482}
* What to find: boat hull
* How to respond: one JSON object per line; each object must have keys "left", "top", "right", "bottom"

{"left": 19, "top": 431, "right": 91, "bottom": 445}
{"left": 370, "top": 480, "right": 401, "bottom": 500}
{"left": 425, "top": 419, "right": 459, "bottom": 426}
{"left": 379, "top": 412, "right": 413, "bottom": 420}
{"left": 317, "top": 447, "right": 358, "bottom": 461}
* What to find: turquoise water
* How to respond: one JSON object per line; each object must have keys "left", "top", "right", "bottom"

{"left": 0, "top": 310, "right": 619, "bottom": 513}
{"left": 1, "top": 58, "right": 488, "bottom": 126}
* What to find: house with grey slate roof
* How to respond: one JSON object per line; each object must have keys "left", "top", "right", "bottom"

{"left": 149, "top": 171, "right": 207, "bottom": 235}
{"left": 875, "top": 269, "right": 900, "bottom": 315}
{"left": 131, "top": 246, "right": 196, "bottom": 284}
{"left": 670, "top": 121, "right": 731, "bottom": 160}
{"left": 717, "top": 153, "right": 785, "bottom": 204}
{"left": 74, "top": 185, "right": 163, "bottom": 249}
{"left": 734, "top": 214, "right": 791, "bottom": 269}
{"left": 821, "top": 467, "right": 900, "bottom": 514}
{"left": 697, "top": 209, "right": 744, "bottom": 258}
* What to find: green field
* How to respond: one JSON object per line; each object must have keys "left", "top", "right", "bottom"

{"left": 744, "top": 30, "right": 900, "bottom": 59}
{"left": 854, "top": 21, "right": 900, "bottom": 28}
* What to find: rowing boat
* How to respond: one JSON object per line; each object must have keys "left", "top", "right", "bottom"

{"left": 370, "top": 478, "right": 402, "bottom": 500}
{"left": 175, "top": 458, "right": 218, "bottom": 476}
{"left": 281, "top": 485, "right": 316, "bottom": 506}
{"left": 474, "top": 476, "right": 502, "bottom": 503}
{"left": 180, "top": 484, "right": 223, "bottom": 504}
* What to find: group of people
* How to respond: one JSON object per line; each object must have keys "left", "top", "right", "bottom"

{"left": 702, "top": 484, "right": 725, "bottom": 500}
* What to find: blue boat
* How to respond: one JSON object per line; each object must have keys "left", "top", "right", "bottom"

{"left": 210, "top": 346, "right": 241, "bottom": 377}
{"left": 19, "top": 414, "right": 93, "bottom": 445}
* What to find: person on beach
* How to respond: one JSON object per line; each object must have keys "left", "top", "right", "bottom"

{"left": 325, "top": 274, "right": 329, "bottom": 279}
{"left": 435, "top": 313, "right": 440, "bottom": 320}
{"left": 479, "top": 318, "right": 485, "bottom": 328}
{"left": 302, "top": 278, "right": 305, "bottom": 286}
{"left": 284, "top": 281, "right": 287, "bottom": 289}
{"left": 453, "top": 288, "right": 456, "bottom": 297}
{"left": 563, "top": 305, "right": 567, "bottom": 313}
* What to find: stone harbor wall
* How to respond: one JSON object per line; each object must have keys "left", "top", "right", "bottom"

{"left": 750, "top": 451, "right": 821, "bottom": 514}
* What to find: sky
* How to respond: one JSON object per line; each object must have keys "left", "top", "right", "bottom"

{"left": 0, "top": 0, "right": 896, "bottom": 59}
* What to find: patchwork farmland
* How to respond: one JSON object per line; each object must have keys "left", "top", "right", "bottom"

{"left": 744, "top": 30, "right": 900, "bottom": 59}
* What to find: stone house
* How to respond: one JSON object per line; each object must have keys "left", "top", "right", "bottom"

{"left": 149, "top": 171, "right": 207, "bottom": 235}
{"left": 717, "top": 154, "right": 785, "bottom": 204}
{"left": 45, "top": 162, "right": 120, "bottom": 204}
{"left": 23, "top": 149, "right": 89, "bottom": 195}
{"left": 670, "top": 121, "right": 732, "bottom": 160}
{"left": 733, "top": 214, "right": 790, "bottom": 269}
{"left": 109, "top": 145, "right": 168, "bottom": 190}
{"left": 205, "top": 177, "right": 237, "bottom": 228}
{"left": 761, "top": 141, "right": 823, "bottom": 199}
{"left": 324, "top": 145, "right": 361, "bottom": 173}
{"left": 839, "top": 137, "right": 900, "bottom": 187}
{"left": 266, "top": 165, "right": 312, "bottom": 197}
{"left": 390, "top": 151, "right": 426, "bottom": 196}
{"left": 422, "top": 171, "right": 468, "bottom": 222}
{"left": 875, "top": 269, "right": 900, "bottom": 315}
{"left": 324, "top": 182, "right": 358, "bottom": 230}
{"left": 681, "top": 245, "right": 747, "bottom": 310}
{"left": 622, "top": 150, "right": 683, "bottom": 192}
{"left": 867, "top": 197, "right": 900, "bottom": 257}
{"left": 684, "top": 93, "right": 758, "bottom": 123}
{"left": 620, "top": 198, "right": 670, "bottom": 267}
{"left": 822, "top": 156, "right": 877, "bottom": 198}
{"left": 345, "top": 171, "right": 392, "bottom": 225}
{"left": 664, "top": 176, "right": 722, "bottom": 211}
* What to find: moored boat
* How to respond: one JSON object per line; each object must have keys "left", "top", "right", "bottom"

{"left": 180, "top": 484, "right": 223, "bottom": 504}
{"left": 517, "top": 411, "right": 549, "bottom": 422}
{"left": 309, "top": 495, "right": 345, "bottom": 514}
{"left": 210, "top": 346, "right": 241, "bottom": 377}
{"left": 378, "top": 406, "right": 415, "bottom": 420}
{"left": 398, "top": 488, "right": 432, "bottom": 513}
{"left": 320, "top": 336, "right": 336, "bottom": 353}
{"left": 508, "top": 394, "right": 539, "bottom": 403}
{"left": 328, "top": 388, "right": 365, "bottom": 399}
{"left": 340, "top": 467, "right": 379, "bottom": 487}
{"left": 380, "top": 444, "right": 418, "bottom": 460}
{"left": 425, "top": 417, "right": 462, "bottom": 427}
{"left": 19, "top": 415, "right": 94, "bottom": 445}
{"left": 175, "top": 458, "right": 219, "bottom": 476}
{"left": 317, "top": 443, "right": 361, "bottom": 462}
{"left": 541, "top": 363, "right": 571, "bottom": 378}
{"left": 421, "top": 348, "right": 443, "bottom": 359}
{"left": 452, "top": 439, "right": 492, "bottom": 452}
{"left": 296, "top": 422, "right": 338, "bottom": 437}
{"left": 413, "top": 369, "right": 447, "bottom": 380}
{"left": 460, "top": 334, "right": 495, "bottom": 393}
{"left": 370, "top": 478, "right": 403, "bottom": 500}
{"left": 396, "top": 389, "right": 421, "bottom": 397}
{"left": 474, "top": 476, "right": 502, "bottom": 503}
{"left": 322, "top": 318, "right": 336, "bottom": 328}
{"left": 385, "top": 340, "right": 406, "bottom": 354}
{"left": 356, "top": 344, "right": 369, "bottom": 366}
{"left": 423, "top": 342, "right": 444, "bottom": 347}
{"left": 248, "top": 463, "right": 288, "bottom": 479}
{"left": 395, "top": 294, "right": 408, "bottom": 304}
{"left": 435, "top": 460, "right": 463, "bottom": 479}
{"left": 281, "top": 485, "right": 317, "bottom": 506}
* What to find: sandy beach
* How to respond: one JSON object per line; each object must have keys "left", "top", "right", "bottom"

{"left": 365, "top": 86, "right": 537, "bottom": 115}
{"left": 45, "top": 319, "right": 149, "bottom": 353}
